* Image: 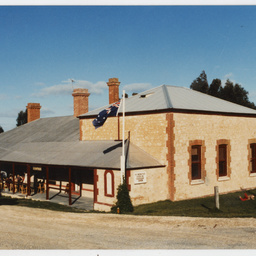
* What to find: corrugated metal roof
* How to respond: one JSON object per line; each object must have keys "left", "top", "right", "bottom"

{"left": 0, "top": 116, "right": 163, "bottom": 169}
{"left": 0, "top": 140, "right": 163, "bottom": 170}
{"left": 0, "top": 116, "right": 80, "bottom": 145}
{"left": 81, "top": 85, "right": 256, "bottom": 117}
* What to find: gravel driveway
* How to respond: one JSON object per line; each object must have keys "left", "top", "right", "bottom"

{"left": 1, "top": 205, "right": 256, "bottom": 249}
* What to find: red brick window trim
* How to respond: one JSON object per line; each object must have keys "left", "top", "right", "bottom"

{"left": 94, "top": 169, "right": 99, "bottom": 203}
{"left": 188, "top": 140, "right": 206, "bottom": 184}
{"left": 126, "top": 170, "right": 131, "bottom": 191}
{"left": 216, "top": 139, "right": 231, "bottom": 180}
{"left": 104, "top": 170, "right": 114, "bottom": 197}
{"left": 248, "top": 139, "right": 256, "bottom": 175}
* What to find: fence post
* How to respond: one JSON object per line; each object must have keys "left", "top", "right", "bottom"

{"left": 214, "top": 186, "right": 220, "bottom": 209}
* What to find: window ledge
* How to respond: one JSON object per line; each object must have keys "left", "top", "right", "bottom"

{"left": 191, "top": 179, "right": 204, "bottom": 185}
{"left": 250, "top": 172, "right": 256, "bottom": 177}
{"left": 105, "top": 194, "right": 115, "bottom": 198}
{"left": 218, "top": 176, "right": 230, "bottom": 181}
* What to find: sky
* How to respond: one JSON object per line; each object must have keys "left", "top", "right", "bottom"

{"left": 1, "top": 5, "right": 256, "bottom": 131}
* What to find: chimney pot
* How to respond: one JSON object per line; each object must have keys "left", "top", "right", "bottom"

{"left": 72, "top": 88, "right": 90, "bottom": 117}
{"left": 26, "top": 103, "right": 41, "bottom": 123}
{"left": 107, "top": 78, "right": 120, "bottom": 104}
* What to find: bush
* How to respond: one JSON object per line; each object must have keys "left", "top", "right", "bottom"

{"left": 111, "top": 178, "right": 133, "bottom": 214}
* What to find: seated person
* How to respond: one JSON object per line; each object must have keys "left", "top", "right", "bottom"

{"left": 5, "top": 177, "right": 11, "bottom": 190}
{"left": 16, "top": 175, "right": 23, "bottom": 191}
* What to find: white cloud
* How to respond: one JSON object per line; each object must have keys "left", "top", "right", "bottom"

{"left": 123, "top": 83, "right": 152, "bottom": 93}
{"left": 75, "top": 80, "right": 107, "bottom": 94}
{"left": 221, "top": 73, "right": 236, "bottom": 86}
{"left": 32, "top": 79, "right": 108, "bottom": 97}
{"left": 32, "top": 79, "right": 153, "bottom": 98}
{"left": 32, "top": 84, "right": 72, "bottom": 97}
{"left": 41, "top": 107, "right": 55, "bottom": 116}
{"left": 224, "top": 73, "right": 233, "bottom": 80}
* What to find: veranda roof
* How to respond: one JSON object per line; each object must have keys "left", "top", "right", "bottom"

{"left": 0, "top": 116, "right": 163, "bottom": 170}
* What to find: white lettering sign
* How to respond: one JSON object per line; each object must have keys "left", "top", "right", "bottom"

{"left": 134, "top": 171, "right": 147, "bottom": 184}
{"left": 33, "top": 167, "right": 42, "bottom": 171}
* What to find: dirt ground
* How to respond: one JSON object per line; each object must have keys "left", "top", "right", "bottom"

{"left": 0, "top": 205, "right": 256, "bottom": 250}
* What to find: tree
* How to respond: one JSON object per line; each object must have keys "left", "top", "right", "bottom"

{"left": 190, "top": 71, "right": 256, "bottom": 110}
{"left": 220, "top": 79, "right": 235, "bottom": 103}
{"left": 219, "top": 80, "right": 256, "bottom": 109}
{"left": 208, "top": 78, "right": 221, "bottom": 98}
{"left": 0, "top": 126, "right": 4, "bottom": 133}
{"left": 111, "top": 178, "right": 133, "bottom": 214}
{"left": 16, "top": 109, "right": 27, "bottom": 127}
{"left": 233, "top": 83, "right": 252, "bottom": 107}
{"left": 190, "top": 70, "right": 209, "bottom": 93}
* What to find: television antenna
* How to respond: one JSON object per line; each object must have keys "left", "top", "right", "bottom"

{"left": 70, "top": 79, "right": 75, "bottom": 90}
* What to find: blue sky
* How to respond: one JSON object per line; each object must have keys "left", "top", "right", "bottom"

{"left": 1, "top": 5, "right": 256, "bottom": 131}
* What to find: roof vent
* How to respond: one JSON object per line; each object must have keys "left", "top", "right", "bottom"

{"left": 140, "top": 92, "right": 154, "bottom": 98}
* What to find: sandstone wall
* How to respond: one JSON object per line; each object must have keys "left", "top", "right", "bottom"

{"left": 128, "top": 168, "right": 168, "bottom": 206}
{"left": 80, "top": 114, "right": 168, "bottom": 164}
{"left": 82, "top": 113, "right": 170, "bottom": 210}
{"left": 94, "top": 169, "right": 121, "bottom": 212}
{"left": 173, "top": 113, "right": 256, "bottom": 201}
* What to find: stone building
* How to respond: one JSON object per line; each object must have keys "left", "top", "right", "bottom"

{"left": 1, "top": 78, "right": 256, "bottom": 211}
{"left": 81, "top": 78, "right": 256, "bottom": 210}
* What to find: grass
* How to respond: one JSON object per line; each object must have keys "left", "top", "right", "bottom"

{"left": 132, "top": 189, "right": 256, "bottom": 218}
{"left": 1, "top": 189, "right": 256, "bottom": 217}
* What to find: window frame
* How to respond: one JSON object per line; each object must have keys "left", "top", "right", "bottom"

{"left": 191, "top": 145, "right": 202, "bottom": 180}
{"left": 104, "top": 170, "right": 115, "bottom": 197}
{"left": 248, "top": 140, "right": 256, "bottom": 175}
{"left": 218, "top": 144, "right": 227, "bottom": 177}
{"left": 188, "top": 140, "right": 206, "bottom": 184}
{"left": 216, "top": 139, "right": 231, "bottom": 180}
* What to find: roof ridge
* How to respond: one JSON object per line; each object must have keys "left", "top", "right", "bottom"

{"left": 161, "top": 84, "right": 173, "bottom": 108}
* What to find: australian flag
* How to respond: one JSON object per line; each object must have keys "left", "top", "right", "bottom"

{"left": 92, "top": 101, "right": 120, "bottom": 129}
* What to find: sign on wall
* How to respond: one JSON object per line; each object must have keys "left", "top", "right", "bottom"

{"left": 33, "top": 167, "right": 42, "bottom": 171}
{"left": 134, "top": 171, "right": 147, "bottom": 184}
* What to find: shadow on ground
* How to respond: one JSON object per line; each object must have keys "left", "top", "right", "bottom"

{"left": 0, "top": 196, "right": 19, "bottom": 206}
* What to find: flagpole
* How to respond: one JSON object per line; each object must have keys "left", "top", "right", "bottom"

{"left": 121, "top": 90, "right": 125, "bottom": 184}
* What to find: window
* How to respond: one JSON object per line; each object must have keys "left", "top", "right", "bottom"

{"left": 191, "top": 145, "right": 202, "bottom": 180}
{"left": 216, "top": 139, "right": 231, "bottom": 180}
{"left": 218, "top": 144, "right": 227, "bottom": 177}
{"left": 249, "top": 143, "right": 256, "bottom": 174}
{"left": 104, "top": 170, "right": 114, "bottom": 197}
{"left": 188, "top": 140, "right": 206, "bottom": 184}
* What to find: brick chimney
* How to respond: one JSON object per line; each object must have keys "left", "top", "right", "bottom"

{"left": 72, "top": 88, "right": 90, "bottom": 117}
{"left": 107, "top": 78, "right": 120, "bottom": 104}
{"left": 26, "top": 103, "right": 41, "bottom": 123}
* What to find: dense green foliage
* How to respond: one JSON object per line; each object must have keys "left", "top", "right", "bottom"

{"left": 190, "top": 70, "right": 209, "bottom": 94}
{"left": 190, "top": 71, "right": 256, "bottom": 109}
{"left": 133, "top": 189, "right": 256, "bottom": 218}
{"left": 16, "top": 109, "right": 27, "bottom": 126}
{"left": 111, "top": 178, "right": 133, "bottom": 214}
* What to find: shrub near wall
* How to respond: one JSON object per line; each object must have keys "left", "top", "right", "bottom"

{"left": 111, "top": 178, "right": 133, "bottom": 214}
